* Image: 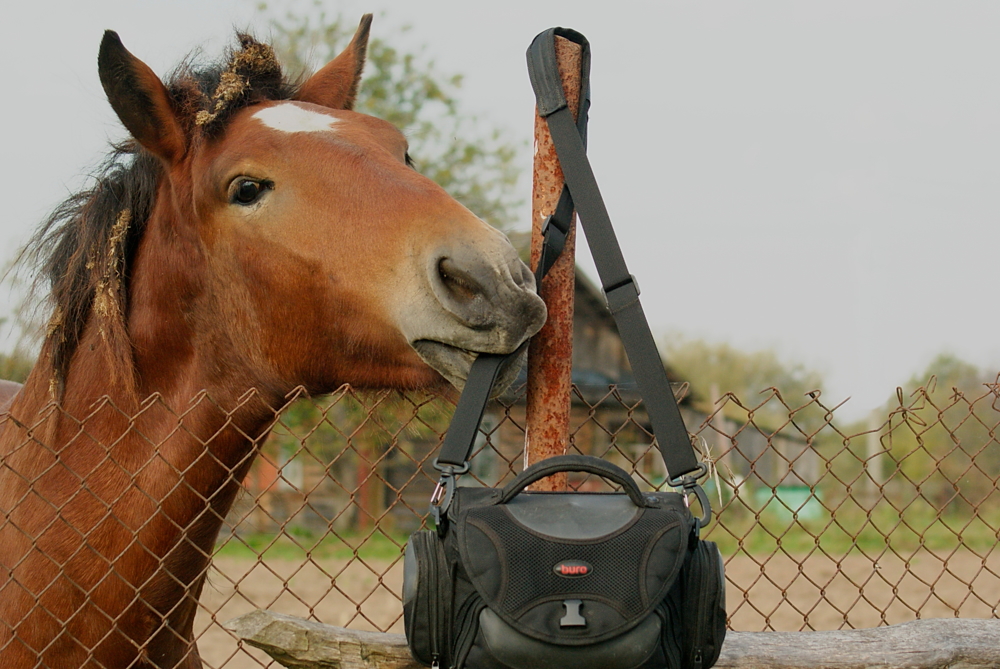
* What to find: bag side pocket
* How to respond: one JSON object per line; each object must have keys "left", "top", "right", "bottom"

{"left": 681, "top": 540, "right": 727, "bottom": 669}
{"left": 404, "top": 531, "right": 453, "bottom": 666}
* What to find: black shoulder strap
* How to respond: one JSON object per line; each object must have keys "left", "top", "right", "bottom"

{"left": 434, "top": 27, "right": 703, "bottom": 484}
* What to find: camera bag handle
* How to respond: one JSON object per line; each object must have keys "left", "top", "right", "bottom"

{"left": 499, "top": 454, "right": 647, "bottom": 507}
{"left": 432, "top": 27, "right": 708, "bottom": 526}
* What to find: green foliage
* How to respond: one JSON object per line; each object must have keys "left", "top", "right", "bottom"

{"left": 267, "top": 389, "right": 454, "bottom": 465}
{"left": 663, "top": 334, "right": 825, "bottom": 430}
{"left": 0, "top": 318, "right": 34, "bottom": 382}
{"left": 1, "top": 251, "right": 48, "bottom": 361}
{"left": 0, "top": 351, "right": 32, "bottom": 383}
{"left": 254, "top": 388, "right": 455, "bottom": 532}
{"left": 663, "top": 335, "right": 823, "bottom": 406}
{"left": 877, "top": 353, "right": 1000, "bottom": 514}
{"left": 215, "top": 527, "right": 410, "bottom": 561}
{"left": 907, "top": 352, "right": 986, "bottom": 392}
{"left": 259, "top": 2, "right": 524, "bottom": 230}
{"left": 705, "top": 496, "right": 1000, "bottom": 557}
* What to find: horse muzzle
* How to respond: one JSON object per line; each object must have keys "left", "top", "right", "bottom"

{"left": 403, "top": 235, "right": 547, "bottom": 391}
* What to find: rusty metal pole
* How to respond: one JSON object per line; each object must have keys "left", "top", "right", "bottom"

{"left": 524, "top": 36, "right": 583, "bottom": 490}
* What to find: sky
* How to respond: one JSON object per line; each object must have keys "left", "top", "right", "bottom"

{"left": 2, "top": 1, "right": 998, "bottom": 420}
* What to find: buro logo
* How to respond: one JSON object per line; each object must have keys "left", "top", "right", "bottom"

{"left": 553, "top": 560, "right": 592, "bottom": 578}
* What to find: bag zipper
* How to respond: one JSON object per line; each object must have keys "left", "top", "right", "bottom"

{"left": 425, "top": 533, "right": 442, "bottom": 668}
{"left": 692, "top": 542, "right": 710, "bottom": 667}
{"left": 452, "top": 597, "right": 485, "bottom": 669}
{"left": 689, "top": 541, "right": 719, "bottom": 669}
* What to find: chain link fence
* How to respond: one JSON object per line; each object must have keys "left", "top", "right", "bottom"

{"left": 2, "top": 376, "right": 998, "bottom": 667}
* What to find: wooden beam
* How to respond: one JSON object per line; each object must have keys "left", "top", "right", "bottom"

{"left": 226, "top": 611, "right": 414, "bottom": 669}
{"left": 227, "top": 611, "right": 1000, "bottom": 669}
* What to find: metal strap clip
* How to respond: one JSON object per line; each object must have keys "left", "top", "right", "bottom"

{"left": 429, "top": 459, "right": 469, "bottom": 536}
{"left": 669, "top": 462, "right": 712, "bottom": 531}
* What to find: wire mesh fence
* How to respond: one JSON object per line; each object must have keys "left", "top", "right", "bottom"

{"left": 1, "top": 375, "right": 998, "bottom": 667}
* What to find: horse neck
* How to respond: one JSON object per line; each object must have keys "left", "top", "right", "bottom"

{"left": 6, "top": 187, "right": 290, "bottom": 563}
{"left": 7, "top": 310, "right": 283, "bottom": 545}
{"left": 0, "top": 312, "right": 281, "bottom": 664}
{"left": 21, "top": 194, "right": 284, "bottom": 452}
{"left": 0, "top": 154, "right": 304, "bottom": 669}
{"left": 119, "top": 193, "right": 289, "bottom": 502}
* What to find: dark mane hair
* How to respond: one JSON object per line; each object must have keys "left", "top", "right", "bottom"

{"left": 19, "top": 34, "right": 299, "bottom": 395}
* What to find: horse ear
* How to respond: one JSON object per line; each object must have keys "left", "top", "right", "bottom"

{"left": 98, "top": 31, "right": 186, "bottom": 163}
{"left": 295, "top": 14, "right": 373, "bottom": 110}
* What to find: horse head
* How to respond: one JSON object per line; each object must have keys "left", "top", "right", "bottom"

{"left": 89, "top": 15, "right": 544, "bottom": 404}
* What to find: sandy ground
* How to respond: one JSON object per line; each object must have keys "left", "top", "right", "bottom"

{"left": 193, "top": 548, "right": 1000, "bottom": 669}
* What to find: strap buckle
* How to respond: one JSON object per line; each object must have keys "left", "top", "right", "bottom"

{"left": 668, "top": 463, "right": 712, "bottom": 531}
{"left": 603, "top": 275, "right": 640, "bottom": 314}
{"left": 541, "top": 212, "right": 570, "bottom": 237}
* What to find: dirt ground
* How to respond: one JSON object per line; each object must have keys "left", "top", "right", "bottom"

{"left": 193, "top": 548, "right": 1000, "bottom": 669}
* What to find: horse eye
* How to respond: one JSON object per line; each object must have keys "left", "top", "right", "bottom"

{"left": 230, "top": 178, "right": 269, "bottom": 205}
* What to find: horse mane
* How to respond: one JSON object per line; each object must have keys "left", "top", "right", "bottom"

{"left": 19, "top": 34, "right": 300, "bottom": 397}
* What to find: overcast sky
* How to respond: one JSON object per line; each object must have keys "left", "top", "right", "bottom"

{"left": 2, "top": 1, "right": 998, "bottom": 420}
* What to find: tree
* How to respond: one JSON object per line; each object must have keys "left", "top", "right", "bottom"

{"left": 662, "top": 336, "right": 830, "bottom": 522}
{"left": 880, "top": 353, "right": 1000, "bottom": 513}
{"left": 663, "top": 334, "right": 825, "bottom": 428}
{"left": 0, "top": 258, "right": 42, "bottom": 379}
{"left": 259, "top": 3, "right": 524, "bottom": 230}
{"left": 0, "top": 319, "right": 32, "bottom": 383}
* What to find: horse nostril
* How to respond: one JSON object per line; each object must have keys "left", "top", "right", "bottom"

{"left": 437, "top": 257, "right": 485, "bottom": 304}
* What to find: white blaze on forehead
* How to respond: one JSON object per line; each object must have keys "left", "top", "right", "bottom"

{"left": 253, "top": 104, "right": 340, "bottom": 134}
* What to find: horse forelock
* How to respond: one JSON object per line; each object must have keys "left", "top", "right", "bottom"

{"left": 21, "top": 33, "right": 302, "bottom": 397}
{"left": 189, "top": 33, "right": 293, "bottom": 136}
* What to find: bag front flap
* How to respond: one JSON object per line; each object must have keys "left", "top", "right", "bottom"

{"left": 478, "top": 608, "right": 661, "bottom": 669}
{"left": 456, "top": 491, "right": 691, "bottom": 645}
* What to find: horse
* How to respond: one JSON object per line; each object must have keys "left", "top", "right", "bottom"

{"left": 0, "top": 16, "right": 545, "bottom": 668}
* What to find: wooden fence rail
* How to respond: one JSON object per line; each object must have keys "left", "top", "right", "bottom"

{"left": 226, "top": 611, "right": 1000, "bottom": 669}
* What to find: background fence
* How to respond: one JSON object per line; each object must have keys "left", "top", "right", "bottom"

{"left": 3, "top": 376, "right": 999, "bottom": 668}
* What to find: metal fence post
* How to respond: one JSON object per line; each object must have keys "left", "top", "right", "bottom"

{"left": 524, "top": 36, "right": 583, "bottom": 490}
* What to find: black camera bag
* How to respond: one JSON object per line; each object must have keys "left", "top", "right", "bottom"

{"left": 404, "top": 456, "right": 726, "bottom": 669}
{"left": 403, "top": 27, "right": 726, "bottom": 669}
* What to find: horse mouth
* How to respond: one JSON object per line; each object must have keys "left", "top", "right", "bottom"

{"left": 412, "top": 340, "right": 529, "bottom": 395}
